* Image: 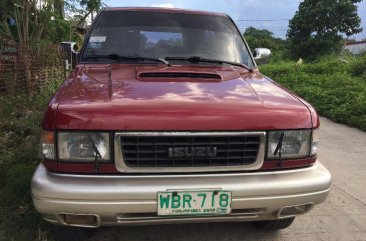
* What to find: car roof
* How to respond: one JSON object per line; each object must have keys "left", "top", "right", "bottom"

{"left": 102, "top": 7, "right": 227, "bottom": 17}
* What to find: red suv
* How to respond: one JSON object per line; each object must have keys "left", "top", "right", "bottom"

{"left": 32, "top": 7, "right": 331, "bottom": 240}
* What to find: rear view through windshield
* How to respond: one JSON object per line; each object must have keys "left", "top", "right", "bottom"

{"left": 81, "top": 10, "right": 254, "bottom": 67}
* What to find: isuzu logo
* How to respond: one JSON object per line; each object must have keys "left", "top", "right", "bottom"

{"left": 168, "top": 147, "right": 217, "bottom": 158}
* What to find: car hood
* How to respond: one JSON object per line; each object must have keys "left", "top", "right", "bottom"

{"left": 55, "top": 64, "right": 312, "bottom": 130}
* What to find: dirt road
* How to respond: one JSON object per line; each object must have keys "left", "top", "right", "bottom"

{"left": 88, "top": 117, "right": 366, "bottom": 241}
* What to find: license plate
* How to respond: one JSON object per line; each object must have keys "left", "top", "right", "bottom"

{"left": 157, "top": 190, "right": 232, "bottom": 216}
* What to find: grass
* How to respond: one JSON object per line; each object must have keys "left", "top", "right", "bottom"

{"left": 0, "top": 82, "right": 60, "bottom": 241}
{"left": 260, "top": 54, "right": 366, "bottom": 131}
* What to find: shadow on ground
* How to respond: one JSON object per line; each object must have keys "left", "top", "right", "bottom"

{"left": 87, "top": 222, "right": 281, "bottom": 241}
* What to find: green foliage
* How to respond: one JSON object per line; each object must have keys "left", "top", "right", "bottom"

{"left": 244, "top": 27, "right": 280, "bottom": 49}
{"left": 66, "top": 0, "right": 103, "bottom": 15}
{"left": 260, "top": 56, "right": 366, "bottom": 131}
{"left": 348, "top": 54, "right": 366, "bottom": 79}
{"left": 287, "top": 0, "right": 363, "bottom": 60}
{"left": 0, "top": 86, "right": 61, "bottom": 241}
{"left": 0, "top": 0, "right": 104, "bottom": 44}
{"left": 45, "top": 18, "right": 79, "bottom": 43}
{"left": 244, "top": 27, "right": 288, "bottom": 62}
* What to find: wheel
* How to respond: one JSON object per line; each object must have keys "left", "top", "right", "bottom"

{"left": 52, "top": 226, "right": 95, "bottom": 241}
{"left": 252, "top": 217, "right": 295, "bottom": 230}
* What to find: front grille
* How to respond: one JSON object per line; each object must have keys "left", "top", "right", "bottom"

{"left": 119, "top": 134, "right": 261, "bottom": 168}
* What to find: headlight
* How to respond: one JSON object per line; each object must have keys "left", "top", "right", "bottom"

{"left": 58, "top": 132, "right": 110, "bottom": 162}
{"left": 267, "top": 130, "right": 312, "bottom": 159}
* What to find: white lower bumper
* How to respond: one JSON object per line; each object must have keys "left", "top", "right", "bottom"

{"left": 31, "top": 163, "right": 331, "bottom": 227}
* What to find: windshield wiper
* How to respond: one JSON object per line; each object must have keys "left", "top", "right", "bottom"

{"left": 165, "top": 56, "right": 253, "bottom": 72}
{"left": 87, "top": 134, "right": 102, "bottom": 172}
{"left": 274, "top": 132, "right": 285, "bottom": 167}
{"left": 85, "top": 54, "right": 171, "bottom": 66}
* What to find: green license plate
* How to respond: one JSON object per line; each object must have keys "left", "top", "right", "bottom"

{"left": 157, "top": 190, "right": 232, "bottom": 216}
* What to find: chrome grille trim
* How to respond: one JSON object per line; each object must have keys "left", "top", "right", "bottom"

{"left": 114, "top": 132, "right": 266, "bottom": 173}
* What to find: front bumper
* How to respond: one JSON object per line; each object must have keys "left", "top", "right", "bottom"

{"left": 31, "top": 162, "right": 331, "bottom": 227}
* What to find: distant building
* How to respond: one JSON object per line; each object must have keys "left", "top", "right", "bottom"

{"left": 344, "top": 41, "right": 366, "bottom": 55}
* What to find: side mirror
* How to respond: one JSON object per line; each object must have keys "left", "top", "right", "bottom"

{"left": 72, "top": 43, "right": 80, "bottom": 52}
{"left": 253, "top": 48, "right": 271, "bottom": 65}
{"left": 71, "top": 52, "right": 79, "bottom": 69}
{"left": 60, "top": 42, "right": 80, "bottom": 70}
{"left": 71, "top": 43, "right": 80, "bottom": 69}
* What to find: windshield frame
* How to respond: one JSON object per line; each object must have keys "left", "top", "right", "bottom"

{"left": 78, "top": 9, "right": 257, "bottom": 68}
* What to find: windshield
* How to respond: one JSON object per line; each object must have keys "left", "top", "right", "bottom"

{"left": 81, "top": 10, "right": 254, "bottom": 67}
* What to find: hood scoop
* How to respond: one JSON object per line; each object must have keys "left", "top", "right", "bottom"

{"left": 138, "top": 72, "right": 222, "bottom": 80}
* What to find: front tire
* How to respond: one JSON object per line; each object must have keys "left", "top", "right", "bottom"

{"left": 52, "top": 226, "right": 95, "bottom": 241}
{"left": 252, "top": 217, "right": 295, "bottom": 230}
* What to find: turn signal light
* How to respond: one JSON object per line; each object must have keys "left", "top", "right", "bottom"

{"left": 41, "top": 130, "right": 55, "bottom": 160}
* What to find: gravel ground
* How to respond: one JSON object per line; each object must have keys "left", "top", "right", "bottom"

{"left": 87, "top": 117, "right": 366, "bottom": 241}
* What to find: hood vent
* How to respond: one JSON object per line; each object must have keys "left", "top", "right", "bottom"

{"left": 138, "top": 72, "right": 221, "bottom": 79}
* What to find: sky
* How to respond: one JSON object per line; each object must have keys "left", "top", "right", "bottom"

{"left": 105, "top": 0, "right": 366, "bottom": 40}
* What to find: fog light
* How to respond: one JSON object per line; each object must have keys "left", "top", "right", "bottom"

{"left": 60, "top": 213, "right": 100, "bottom": 227}
{"left": 279, "top": 204, "right": 313, "bottom": 217}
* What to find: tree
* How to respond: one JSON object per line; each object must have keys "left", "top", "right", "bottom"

{"left": 0, "top": 0, "right": 103, "bottom": 91}
{"left": 0, "top": 0, "right": 57, "bottom": 91}
{"left": 244, "top": 27, "right": 288, "bottom": 61}
{"left": 287, "top": 0, "right": 363, "bottom": 60}
{"left": 54, "top": 0, "right": 65, "bottom": 19}
{"left": 65, "top": 0, "right": 103, "bottom": 33}
{"left": 0, "top": 0, "right": 103, "bottom": 44}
